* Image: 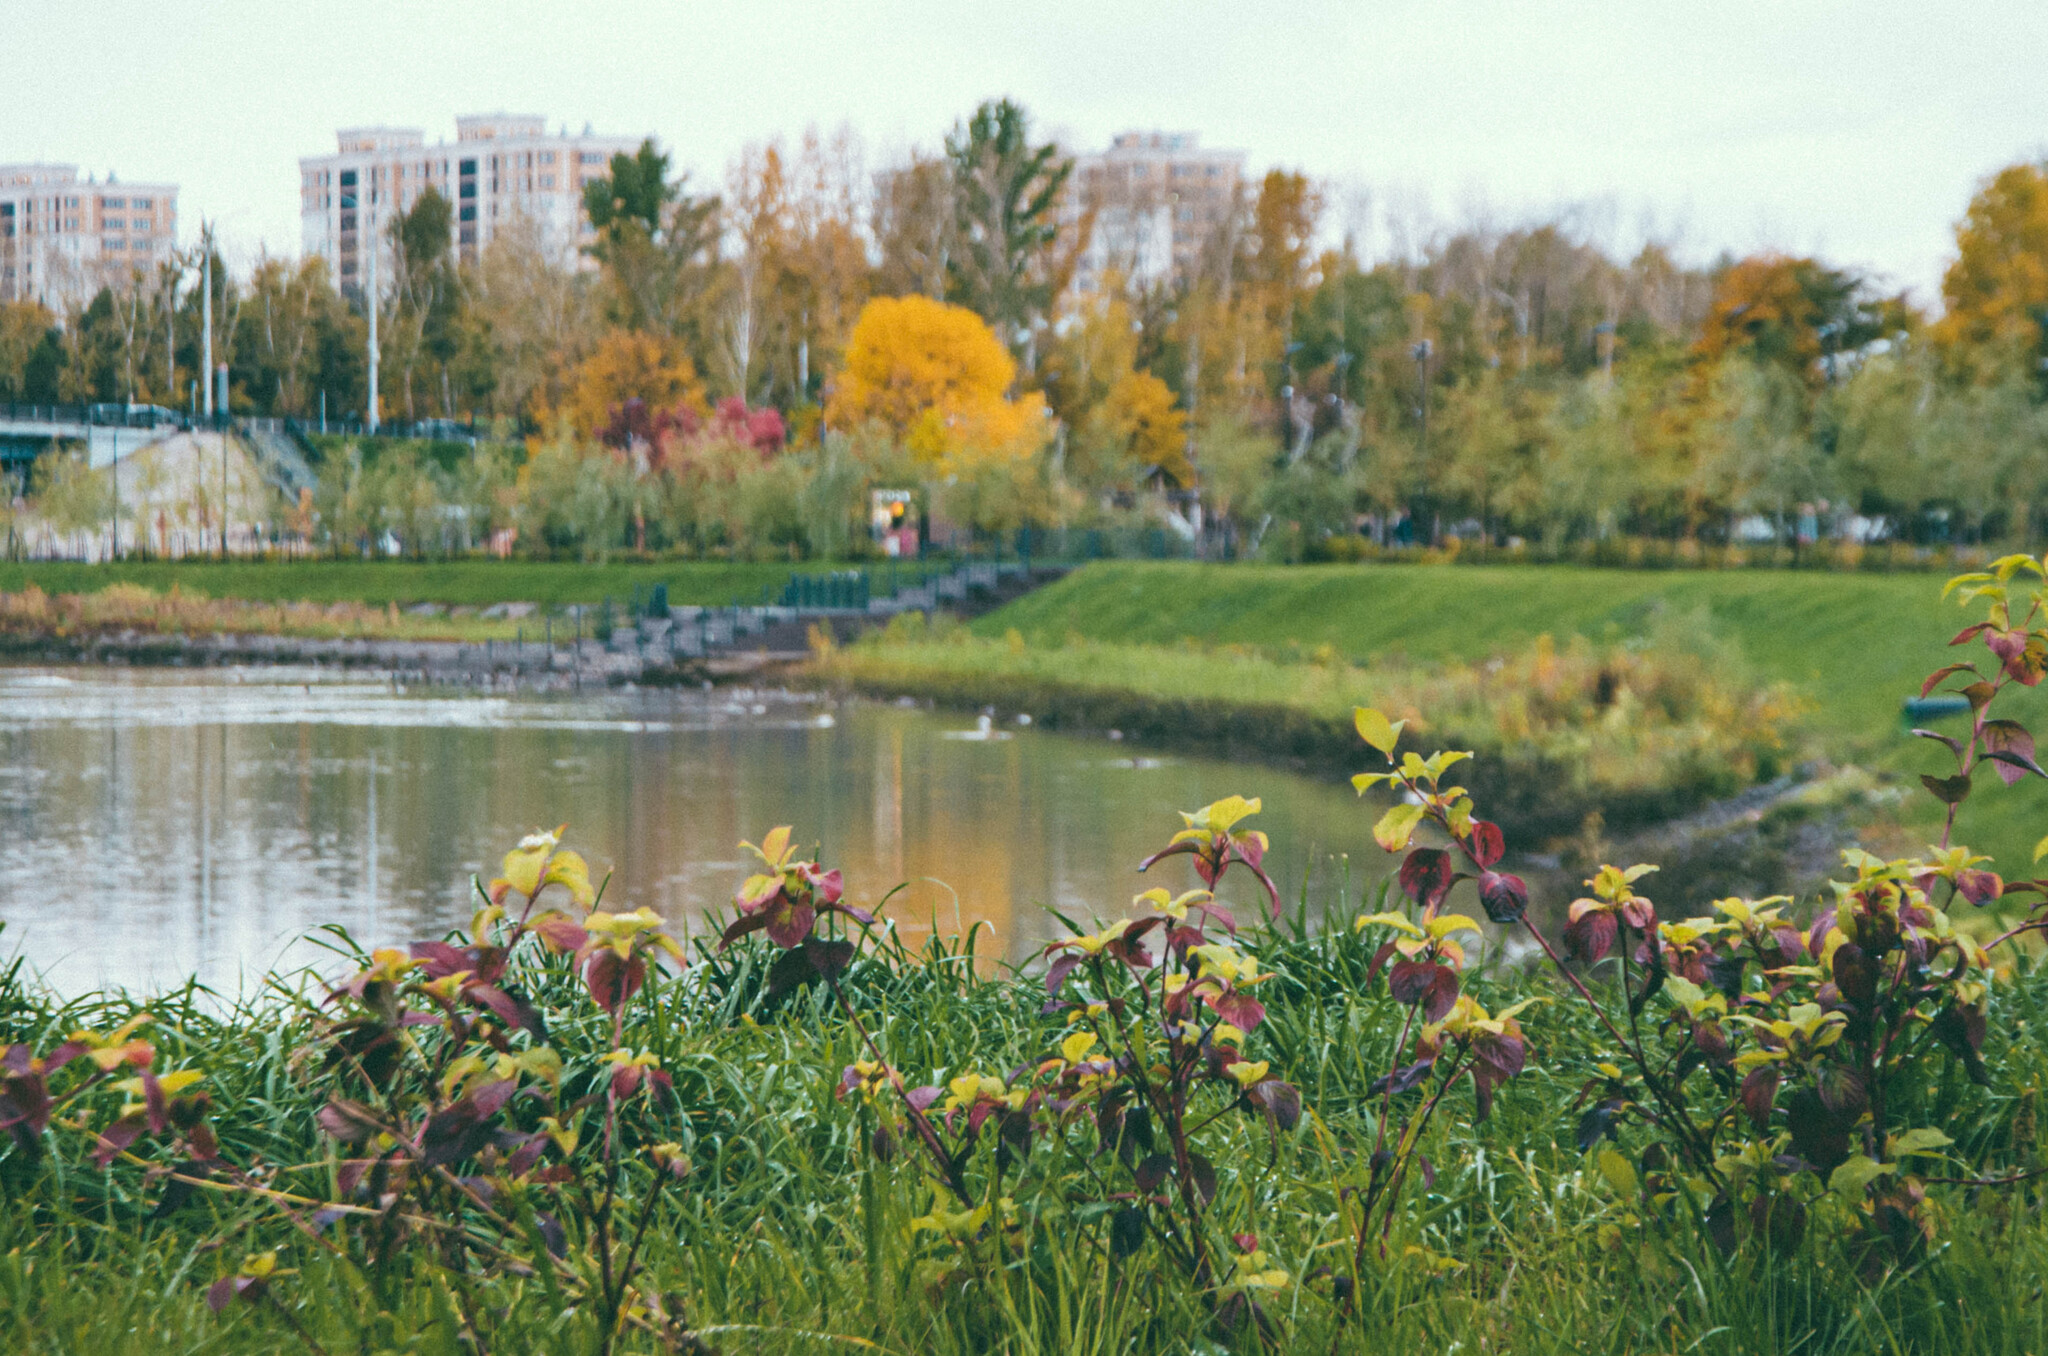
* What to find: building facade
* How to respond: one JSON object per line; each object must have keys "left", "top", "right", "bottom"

{"left": 0, "top": 164, "right": 178, "bottom": 306}
{"left": 299, "top": 114, "right": 640, "bottom": 289}
{"left": 1068, "top": 132, "right": 1244, "bottom": 296}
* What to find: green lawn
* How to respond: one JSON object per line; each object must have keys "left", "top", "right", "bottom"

{"left": 0, "top": 559, "right": 840, "bottom": 608}
{"left": 981, "top": 561, "right": 2048, "bottom": 870}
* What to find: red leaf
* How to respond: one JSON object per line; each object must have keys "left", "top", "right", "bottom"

{"left": 93, "top": 1114, "right": 145, "bottom": 1167}
{"left": 1211, "top": 990, "right": 1267, "bottom": 1032}
{"left": 1956, "top": 868, "right": 2004, "bottom": 906}
{"left": 1421, "top": 965, "right": 1461, "bottom": 1023}
{"left": 1564, "top": 910, "right": 1617, "bottom": 964}
{"left": 1399, "top": 848, "right": 1455, "bottom": 909}
{"left": 532, "top": 916, "right": 588, "bottom": 954}
{"left": 1388, "top": 959, "right": 1438, "bottom": 1007}
{"left": 1920, "top": 663, "right": 1980, "bottom": 699}
{"left": 1466, "top": 820, "right": 1506, "bottom": 869}
{"left": 1044, "top": 953, "right": 1082, "bottom": 996}
{"left": 583, "top": 951, "right": 647, "bottom": 1013}
{"left": 1951, "top": 622, "right": 1993, "bottom": 647}
{"left": 1478, "top": 871, "right": 1529, "bottom": 924}
{"left": 765, "top": 898, "right": 816, "bottom": 950}
{"left": 1740, "top": 1065, "right": 1781, "bottom": 1131}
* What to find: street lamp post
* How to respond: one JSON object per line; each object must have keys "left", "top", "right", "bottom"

{"left": 1411, "top": 338, "right": 1433, "bottom": 547}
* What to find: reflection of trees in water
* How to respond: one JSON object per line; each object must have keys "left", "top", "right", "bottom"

{"left": 0, "top": 679, "right": 1374, "bottom": 993}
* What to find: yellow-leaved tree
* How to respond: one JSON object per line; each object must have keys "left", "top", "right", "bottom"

{"left": 1041, "top": 291, "right": 1190, "bottom": 489}
{"left": 825, "top": 295, "right": 1049, "bottom": 473}
{"left": 1934, "top": 161, "right": 2048, "bottom": 380}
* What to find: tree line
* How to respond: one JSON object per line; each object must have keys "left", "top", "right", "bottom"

{"left": 6, "top": 100, "right": 2048, "bottom": 559}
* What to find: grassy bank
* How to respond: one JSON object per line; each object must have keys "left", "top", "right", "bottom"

{"left": 817, "top": 615, "right": 1797, "bottom": 844}
{"left": 956, "top": 562, "right": 2048, "bottom": 866}
{"left": 0, "top": 559, "right": 832, "bottom": 609}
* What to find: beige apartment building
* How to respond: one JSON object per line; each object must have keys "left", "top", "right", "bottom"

{"left": 1069, "top": 132, "right": 1244, "bottom": 296}
{"left": 0, "top": 164, "right": 179, "bottom": 306}
{"left": 298, "top": 114, "right": 640, "bottom": 289}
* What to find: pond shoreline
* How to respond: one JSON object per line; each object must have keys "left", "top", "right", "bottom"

{"left": 802, "top": 656, "right": 1757, "bottom": 848}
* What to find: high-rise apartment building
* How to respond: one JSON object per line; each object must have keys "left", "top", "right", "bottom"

{"left": 0, "top": 164, "right": 179, "bottom": 306}
{"left": 1068, "top": 132, "right": 1244, "bottom": 295}
{"left": 298, "top": 114, "right": 641, "bottom": 289}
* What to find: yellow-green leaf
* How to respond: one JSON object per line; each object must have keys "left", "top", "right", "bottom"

{"left": 1888, "top": 1128, "right": 1953, "bottom": 1157}
{"left": 1598, "top": 1148, "right": 1637, "bottom": 1197}
{"left": 1354, "top": 707, "right": 1404, "bottom": 759}
{"left": 1827, "top": 1155, "right": 1895, "bottom": 1196}
{"left": 1373, "top": 803, "right": 1426, "bottom": 853}
{"left": 1355, "top": 910, "right": 1425, "bottom": 938}
{"left": 541, "top": 850, "right": 595, "bottom": 908}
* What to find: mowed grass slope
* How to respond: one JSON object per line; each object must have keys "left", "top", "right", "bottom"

{"left": 980, "top": 562, "right": 1964, "bottom": 738}
{"left": 977, "top": 561, "right": 2048, "bottom": 865}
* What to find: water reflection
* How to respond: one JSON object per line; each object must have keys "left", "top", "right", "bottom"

{"left": 0, "top": 668, "right": 1385, "bottom": 995}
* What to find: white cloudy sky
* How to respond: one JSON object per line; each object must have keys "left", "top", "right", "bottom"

{"left": 7, "top": 0, "right": 2042, "bottom": 307}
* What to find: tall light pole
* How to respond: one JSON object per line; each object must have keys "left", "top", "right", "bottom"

{"left": 366, "top": 192, "right": 379, "bottom": 434}
{"left": 200, "top": 223, "right": 213, "bottom": 421}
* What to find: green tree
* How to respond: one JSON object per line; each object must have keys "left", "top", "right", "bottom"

{"left": 583, "top": 139, "right": 721, "bottom": 346}
{"left": 944, "top": 99, "right": 1074, "bottom": 363}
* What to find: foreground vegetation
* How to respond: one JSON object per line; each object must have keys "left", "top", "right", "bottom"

{"left": 6, "top": 565, "right": 2048, "bottom": 1353}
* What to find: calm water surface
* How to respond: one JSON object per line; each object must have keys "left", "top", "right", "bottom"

{"left": 0, "top": 667, "right": 1383, "bottom": 994}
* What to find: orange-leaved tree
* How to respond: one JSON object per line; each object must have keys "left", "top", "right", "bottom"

{"left": 1690, "top": 254, "right": 1898, "bottom": 384}
{"left": 539, "top": 328, "right": 706, "bottom": 439}
{"left": 1933, "top": 161, "right": 2048, "bottom": 380}
{"left": 825, "top": 295, "right": 1049, "bottom": 473}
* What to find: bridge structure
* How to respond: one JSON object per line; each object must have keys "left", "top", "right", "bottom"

{"left": 0, "top": 403, "right": 189, "bottom": 474}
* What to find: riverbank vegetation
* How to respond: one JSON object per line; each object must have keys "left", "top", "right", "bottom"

{"left": 0, "top": 559, "right": 818, "bottom": 610}
{"left": 816, "top": 609, "right": 1800, "bottom": 842}
{"left": 7, "top": 564, "right": 2048, "bottom": 1353}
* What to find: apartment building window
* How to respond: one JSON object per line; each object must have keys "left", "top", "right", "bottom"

{"left": 541, "top": 175, "right": 556, "bottom": 189}
{"left": 459, "top": 204, "right": 476, "bottom": 222}
{"left": 458, "top": 181, "right": 476, "bottom": 199}
{"left": 578, "top": 152, "right": 604, "bottom": 165}
{"left": 104, "top": 218, "right": 124, "bottom": 231}
{"left": 540, "top": 151, "right": 555, "bottom": 164}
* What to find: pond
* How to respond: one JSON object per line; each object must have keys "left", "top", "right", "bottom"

{"left": 0, "top": 667, "right": 1391, "bottom": 994}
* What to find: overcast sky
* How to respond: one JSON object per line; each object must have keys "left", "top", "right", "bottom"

{"left": 7, "top": 0, "right": 2042, "bottom": 307}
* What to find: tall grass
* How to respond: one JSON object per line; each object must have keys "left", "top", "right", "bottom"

{"left": 3, "top": 898, "right": 2043, "bottom": 1354}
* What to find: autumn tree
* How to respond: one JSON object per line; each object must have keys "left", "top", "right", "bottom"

{"left": 1692, "top": 254, "right": 1904, "bottom": 385}
{"left": 460, "top": 215, "right": 602, "bottom": 421}
{"left": 542, "top": 328, "right": 706, "bottom": 439}
{"left": 872, "top": 152, "right": 955, "bottom": 301}
{"left": 1041, "top": 292, "right": 1189, "bottom": 489}
{"left": 825, "top": 294, "right": 1049, "bottom": 471}
{"left": 1934, "top": 161, "right": 2048, "bottom": 383}
{"left": 0, "top": 301, "right": 63, "bottom": 402}
{"left": 721, "top": 129, "right": 872, "bottom": 411}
